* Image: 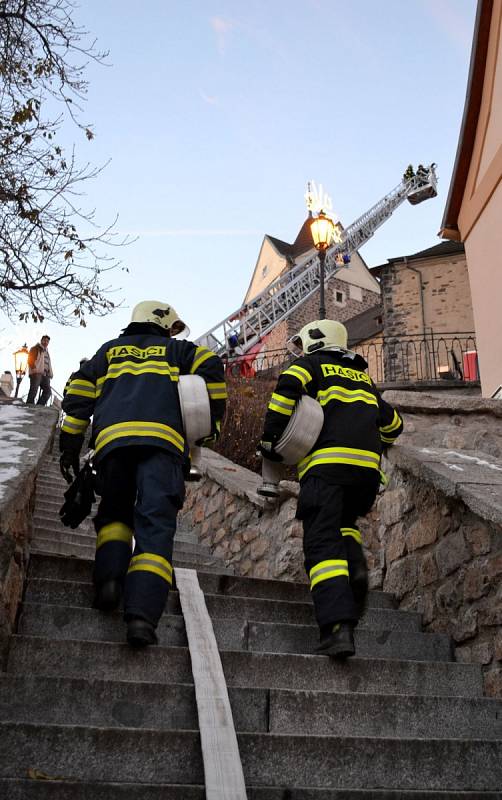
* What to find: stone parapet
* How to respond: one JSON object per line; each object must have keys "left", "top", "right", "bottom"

{"left": 181, "top": 449, "right": 304, "bottom": 583}
{"left": 384, "top": 390, "right": 502, "bottom": 459}
{"left": 0, "top": 403, "right": 58, "bottom": 662}
{"left": 374, "top": 443, "right": 502, "bottom": 697}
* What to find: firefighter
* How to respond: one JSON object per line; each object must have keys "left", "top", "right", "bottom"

{"left": 258, "top": 319, "right": 403, "bottom": 658}
{"left": 59, "top": 301, "right": 227, "bottom": 648}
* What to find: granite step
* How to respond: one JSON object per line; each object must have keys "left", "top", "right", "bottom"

{"left": 17, "top": 602, "right": 452, "bottom": 661}
{"left": 1, "top": 781, "right": 501, "bottom": 800}
{"left": 7, "top": 637, "right": 484, "bottom": 697}
{"left": 1, "top": 674, "right": 500, "bottom": 740}
{"left": 24, "top": 578, "right": 421, "bottom": 632}
{"left": 30, "top": 540, "right": 229, "bottom": 570}
{"left": 27, "top": 553, "right": 395, "bottom": 608}
{"left": 32, "top": 513, "right": 199, "bottom": 544}
{"left": 0, "top": 675, "right": 266, "bottom": 733}
{"left": 31, "top": 531, "right": 210, "bottom": 558}
{"left": 1, "top": 724, "right": 502, "bottom": 789}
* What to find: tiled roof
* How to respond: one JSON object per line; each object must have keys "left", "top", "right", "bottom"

{"left": 346, "top": 304, "right": 383, "bottom": 346}
{"left": 266, "top": 218, "right": 317, "bottom": 260}
{"left": 371, "top": 240, "right": 465, "bottom": 273}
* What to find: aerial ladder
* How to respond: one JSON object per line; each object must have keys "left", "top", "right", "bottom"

{"left": 196, "top": 164, "right": 438, "bottom": 356}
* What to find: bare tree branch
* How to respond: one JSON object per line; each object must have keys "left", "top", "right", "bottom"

{"left": 0, "top": 0, "right": 131, "bottom": 325}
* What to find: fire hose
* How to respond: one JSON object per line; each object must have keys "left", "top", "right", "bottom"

{"left": 258, "top": 395, "right": 324, "bottom": 497}
{"left": 177, "top": 376, "right": 325, "bottom": 493}
{"left": 178, "top": 374, "right": 212, "bottom": 480}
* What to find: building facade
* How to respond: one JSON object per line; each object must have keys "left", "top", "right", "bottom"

{"left": 440, "top": 0, "right": 502, "bottom": 397}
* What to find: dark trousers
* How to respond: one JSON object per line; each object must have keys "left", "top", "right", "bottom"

{"left": 93, "top": 446, "right": 185, "bottom": 627}
{"left": 27, "top": 374, "right": 51, "bottom": 405}
{"left": 297, "top": 475, "right": 379, "bottom": 630}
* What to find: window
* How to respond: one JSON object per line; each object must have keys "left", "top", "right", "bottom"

{"left": 335, "top": 290, "right": 345, "bottom": 305}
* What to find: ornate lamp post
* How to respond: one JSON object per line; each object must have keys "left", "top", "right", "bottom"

{"left": 310, "top": 210, "right": 335, "bottom": 319}
{"left": 13, "top": 344, "right": 29, "bottom": 398}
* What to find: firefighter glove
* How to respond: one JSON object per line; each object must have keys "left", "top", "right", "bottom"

{"left": 257, "top": 439, "right": 283, "bottom": 463}
{"left": 60, "top": 451, "right": 80, "bottom": 484}
{"left": 196, "top": 419, "right": 221, "bottom": 448}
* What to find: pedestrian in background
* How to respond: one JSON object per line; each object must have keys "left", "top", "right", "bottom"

{"left": 0, "top": 370, "right": 14, "bottom": 397}
{"left": 27, "top": 335, "right": 53, "bottom": 405}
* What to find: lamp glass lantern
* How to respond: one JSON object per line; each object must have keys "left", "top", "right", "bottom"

{"left": 310, "top": 211, "right": 335, "bottom": 251}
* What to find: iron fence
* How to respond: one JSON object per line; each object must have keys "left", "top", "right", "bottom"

{"left": 223, "top": 332, "right": 478, "bottom": 386}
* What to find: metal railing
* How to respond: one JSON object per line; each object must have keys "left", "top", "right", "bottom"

{"left": 223, "top": 332, "right": 478, "bottom": 386}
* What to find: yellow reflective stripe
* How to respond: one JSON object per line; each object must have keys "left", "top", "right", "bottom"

{"left": 381, "top": 435, "right": 396, "bottom": 444}
{"left": 190, "top": 347, "right": 216, "bottom": 374}
{"left": 61, "top": 415, "right": 89, "bottom": 435}
{"left": 127, "top": 552, "right": 173, "bottom": 584}
{"left": 272, "top": 392, "right": 295, "bottom": 406}
{"left": 96, "top": 361, "right": 179, "bottom": 395}
{"left": 96, "top": 522, "right": 133, "bottom": 550}
{"left": 309, "top": 559, "right": 349, "bottom": 589}
{"left": 298, "top": 447, "right": 380, "bottom": 480}
{"left": 282, "top": 365, "right": 312, "bottom": 387}
{"left": 268, "top": 392, "right": 295, "bottom": 416}
{"left": 206, "top": 382, "right": 228, "bottom": 400}
{"left": 380, "top": 409, "right": 402, "bottom": 434}
{"left": 317, "top": 386, "right": 378, "bottom": 407}
{"left": 66, "top": 379, "right": 96, "bottom": 399}
{"left": 95, "top": 421, "right": 184, "bottom": 454}
{"left": 341, "top": 527, "right": 362, "bottom": 545}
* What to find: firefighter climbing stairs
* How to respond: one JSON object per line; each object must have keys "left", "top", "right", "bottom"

{"left": 1, "top": 449, "right": 502, "bottom": 796}
{"left": 197, "top": 166, "right": 438, "bottom": 357}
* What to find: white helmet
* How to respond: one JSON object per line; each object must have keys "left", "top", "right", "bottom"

{"left": 288, "top": 319, "right": 348, "bottom": 355}
{"left": 131, "top": 301, "right": 190, "bottom": 338}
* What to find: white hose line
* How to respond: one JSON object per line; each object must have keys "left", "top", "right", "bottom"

{"left": 175, "top": 567, "right": 248, "bottom": 800}
{"left": 178, "top": 374, "right": 212, "bottom": 480}
{"left": 260, "top": 395, "right": 324, "bottom": 496}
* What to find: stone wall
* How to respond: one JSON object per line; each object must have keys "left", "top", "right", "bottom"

{"left": 286, "top": 277, "right": 380, "bottom": 340}
{"left": 380, "top": 250, "right": 474, "bottom": 339}
{"left": 373, "top": 443, "right": 502, "bottom": 698}
{"left": 0, "top": 403, "right": 59, "bottom": 663}
{"left": 384, "top": 391, "right": 502, "bottom": 458}
{"left": 181, "top": 449, "right": 304, "bottom": 582}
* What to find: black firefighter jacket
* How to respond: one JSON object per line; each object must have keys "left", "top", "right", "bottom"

{"left": 262, "top": 348, "right": 403, "bottom": 484}
{"left": 60, "top": 323, "right": 227, "bottom": 465}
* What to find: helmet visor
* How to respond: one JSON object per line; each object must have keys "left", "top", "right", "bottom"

{"left": 286, "top": 335, "right": 303, "bottom": 356}
{"left": 170, "top": 319, "right": 190, "bottom": 339}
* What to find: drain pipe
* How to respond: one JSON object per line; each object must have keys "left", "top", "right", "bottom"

{"left": 404, "top": 257, "right": 431, "bottom": 379}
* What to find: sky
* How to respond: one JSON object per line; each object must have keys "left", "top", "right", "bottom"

{"left": 0, "top": 0, "right": 478, "bottom": 395}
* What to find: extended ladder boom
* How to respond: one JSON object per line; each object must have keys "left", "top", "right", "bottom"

{"left": 196, "top": 166, "right": 438, "bottom": 355}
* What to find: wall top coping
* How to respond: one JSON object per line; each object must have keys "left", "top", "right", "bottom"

{"left": 386, "top": 444, "right": 502, "bottom": 526}
{"left": 199, "top": 448, "right": 298, "bottom": 507}
{"left": 383, "top": 390, "right": 502, "bottom": 417}
{"left": 0, "top": 404, "right": 58, "bottom": 524}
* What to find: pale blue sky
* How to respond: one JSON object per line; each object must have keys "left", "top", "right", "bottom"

{"left": 1, "top": 0, "right": 477, "bottom": 394}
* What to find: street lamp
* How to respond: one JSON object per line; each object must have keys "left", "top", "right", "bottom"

{"left": 310, "top": 210, "right": 335, "bottom": 319}
{"left": 13, "top": 344, "right": 29, "bottom": 398}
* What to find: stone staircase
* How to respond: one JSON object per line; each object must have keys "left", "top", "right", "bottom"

{"left": 1, "top": 454, "right": 502, "bottom": 797}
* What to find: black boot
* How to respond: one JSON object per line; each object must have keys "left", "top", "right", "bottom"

{"left": 126, "top": 617, "right": 158, "bottom": 648}
{"left": 315, "top": 622, "right": 355, "bottom": 658}
{"left": 93, "top": 579, "right": 122, "bottom": 612}
{"left": 351, "top": 560, "right": 369, "bottom": 617}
